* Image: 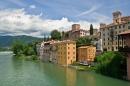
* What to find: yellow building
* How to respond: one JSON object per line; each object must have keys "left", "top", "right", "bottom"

{"left": 78, "top": 46, "right": 96, "bottom": 64}
{"left": 57, "top": 41, "right": 76, "bottom": 66}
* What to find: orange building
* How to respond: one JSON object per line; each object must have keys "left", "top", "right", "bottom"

{"left": 78, "top": 46, "right": 96, "bottom": 64}
{"left": 57, "top": 40, "right": 76, "bottom": 66}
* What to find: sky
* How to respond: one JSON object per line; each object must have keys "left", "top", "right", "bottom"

{"left": 0, "top": 0, "right": 130, "bottom": 38}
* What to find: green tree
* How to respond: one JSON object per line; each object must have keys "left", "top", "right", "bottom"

{"left": 96, "top": 51, "right": 126, "bottom": 78}
{"left": 65, "top": 31, "right": 69, "bottom": 38}
{"left": 75, "top": 37, "right": 92, "bottom": 48}
{"left": 50, "top": 30, "right": 61, "bottom": 40}
{"left": 90, "top": 24, "right": 94, "bottom": 35}
{"left": 12, "top": 40, "right": 24, "bottom": 56}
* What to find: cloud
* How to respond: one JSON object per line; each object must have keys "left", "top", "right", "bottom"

{"left": 0, "top": 8, "right": 100, "bottom": 38}
{"left": 29, "top": 4, "right": 36, "bottom": 9}
{"left": 77, "top": 4, "right": 102, "bottom": 16}
{"left": 8, "top": 0, "right": 27, "bottom": 6}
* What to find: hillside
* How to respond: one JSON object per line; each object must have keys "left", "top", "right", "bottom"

{"left": 0, "top": 35, "right": 44, "bottom": 47}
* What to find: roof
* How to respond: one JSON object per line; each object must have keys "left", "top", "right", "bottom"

{"left": 78, "top": 46, "right": 93, "bottom": 49}
{"left": 117, "top": 30, "right": 130, "bottom": 35}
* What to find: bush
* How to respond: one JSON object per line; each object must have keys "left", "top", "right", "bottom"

{"left": 71, "top": 61, "right": 79, "bottom": 66}
{"left": 31, "top": 55, "right": 38, "bottom": 60}
{"left": 96, "top": 51, "right": 126, "bottom": 78}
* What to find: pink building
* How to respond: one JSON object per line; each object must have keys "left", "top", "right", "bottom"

{"left": 118, "top": 30, "right": 130, "bottom": 80}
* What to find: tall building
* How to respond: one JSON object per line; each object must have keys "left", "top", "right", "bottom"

{"left": 100, "top": 11, "right": 130, "bottom": 51}
{"left": 57, "top": 40, "right": 76, "bottom": 66}
{"left": 78, "top": 46, "right": 96, "bottom": 64}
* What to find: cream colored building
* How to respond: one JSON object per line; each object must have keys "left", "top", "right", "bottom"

{"left": 100, "top": 11, "right": 130, "bottom": 51}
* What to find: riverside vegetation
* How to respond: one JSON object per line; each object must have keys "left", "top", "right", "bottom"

{"left": 12, "top": 40, "right": 38, "bottom": 60}
{"left": 95, "top": 51, "right": 126, "bottom": 79}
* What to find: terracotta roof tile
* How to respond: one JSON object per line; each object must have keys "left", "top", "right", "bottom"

{"left": 78, "top": 46, "right": 92, "bottom": 49}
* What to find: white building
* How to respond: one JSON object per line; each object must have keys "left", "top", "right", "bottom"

{"left": 100, "top": 11, "right": 130, "bottom": 51}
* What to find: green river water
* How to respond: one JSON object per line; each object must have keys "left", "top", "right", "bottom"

{"left": 0, "top": 51, "right": 130, "bottom": 86}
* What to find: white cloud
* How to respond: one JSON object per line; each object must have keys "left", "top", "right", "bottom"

{"left": 29, "top": 4, "right": 36, "bottom": 9}
{"left": 0, "top": 8, "right": 100, "bottom": 38}
{"left": 77, "top": 4, "right": 102, "bottom": 16}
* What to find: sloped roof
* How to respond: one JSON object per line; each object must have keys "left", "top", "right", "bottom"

{"left": 78, "top": 46, "right": 92, "bottom": 49}
{"left": 117, "top": 30, "right": 130, "bottom": 35}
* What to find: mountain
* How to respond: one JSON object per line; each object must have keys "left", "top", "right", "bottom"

{"left": 0, "top": 35, "right": 44, "bottom": 47}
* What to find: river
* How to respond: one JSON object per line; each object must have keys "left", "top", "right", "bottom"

{"left": 0, "top": 51, "right": 129, "bottom": 86}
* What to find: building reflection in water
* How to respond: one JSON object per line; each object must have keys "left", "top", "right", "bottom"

{"left": 66, "top": 68, "right": 76, "bottom": 86}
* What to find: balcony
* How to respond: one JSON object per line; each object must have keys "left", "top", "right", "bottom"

{"left": 118, "top": 46, "right": 130, "bottom": 53}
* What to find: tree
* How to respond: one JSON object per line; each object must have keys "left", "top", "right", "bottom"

{"left": 12, "top": 40, "right": 24, "bottom": 56}
{"left": 65, "top": 31, "right": 69, "bottom": 38}
{"left": 90, "top": 24, "right": 94, "bottom": 35}
{"left": 50, "top": 30, "right": 61, "bottom": 40}
{"left": 75, "top": 37, "right": 92, "bottom": 48}
{"left": 110, "top": 28, "right": 114, "bottom": 51}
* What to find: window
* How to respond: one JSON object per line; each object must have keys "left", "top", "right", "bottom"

{"left": 128, "top": 26, "right": 130, "bottom": 29}
{"left": 68, "top": 43, "right": 70, "bottom": 45}
{"left": 104, "top": 38, "right": 105, "bottom": 41}
{"left": 104, "top": 43, "right": 105, "bottom": 45}
{"left": 68, "top": 52, "right": 70, "bottom": 54}
{"left": 123, "top": 25, "right": 125, "bottom": 28}
{"left": 73, "top": 52, "right": 75, "bottom": 54}
{"left": 108, "top": 37, "right": 109, "bottom": 40}
{"left": 73, "top": 47, "right": 75, "bottom": 49}
{"left": 115, "top": 27, "right": 117, "bottom": 29}
{"left": 68, "top": 57, "right": 70, "bottom": 59}
{"left": 68, "top": 47, "right": 70, "bottom": 49}
{"left": 108, "top": 42, "right": 109, "bottom": 45}
{"left": 119, "top": 26, "right": 121, "bottom": 28}
{"left": 73, "top": 56, "right": 75, "bottom": 58}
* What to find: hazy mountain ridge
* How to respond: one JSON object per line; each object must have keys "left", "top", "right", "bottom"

{"left": 0, "top": 35, "right": 44, "bottom": 47}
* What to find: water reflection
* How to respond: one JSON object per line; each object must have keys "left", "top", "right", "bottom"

{"left": 0, "top": 52, "right": 130, "bottom": 86}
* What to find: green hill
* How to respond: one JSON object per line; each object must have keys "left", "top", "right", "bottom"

{"left": 0, "top": 35, "right": 44, "bottom": 47}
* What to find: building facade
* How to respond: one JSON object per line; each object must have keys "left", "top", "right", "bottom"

{"left": 118, "top": 30, "right": 130, "bottom": 80}
{"left": 100, "top": 11, "right": 130, "bottom": 51}
{"left": 78, "top": 46, "right": 96, "bottom": 64}
{"left": 36, "top": 42, "right": 44, "bottom": 60}
{"left": 69, "top": 24, "right": 99, "bottom": 40}
{"left": 57, "top": 40, "right": 76, "bottom": 66}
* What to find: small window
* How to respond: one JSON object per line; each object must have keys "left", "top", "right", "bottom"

{"left": 73, "top": 47, "right": 75, "bottom": 49}
{"left": 128, "top": 26, "right": 130, "bottom": 29}
{"left": 68, "top": 57, "right": 70, "bottom": 59}
{"left": 104, "top": 43, "right": 105, "bottom": 45}
{"left": 68, "top": 47, "right": 70, "bottom": 49}
{"left": 68, "top": 52, "right": 70, "bottom": 54}
{"left": 123, "top": 25, "right": 125, "bottom": 28}
{"left": 119, "top": 26, "right": 121, "bottom": 28}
